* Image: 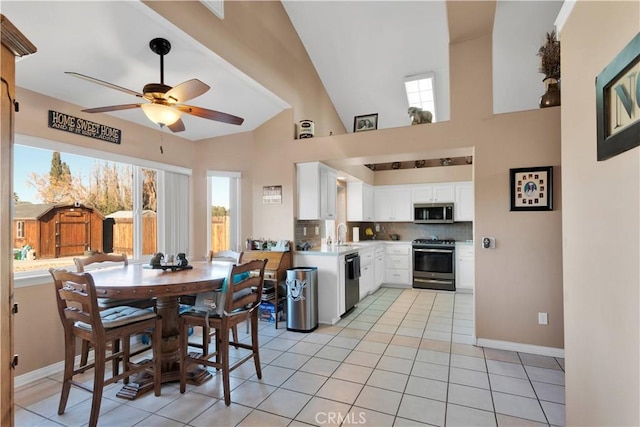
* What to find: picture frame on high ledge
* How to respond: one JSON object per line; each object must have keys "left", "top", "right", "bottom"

{"left": 353, "top": 113, "right": 378, "bottom": 132}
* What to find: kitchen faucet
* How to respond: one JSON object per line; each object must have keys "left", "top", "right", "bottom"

{"left": 336, "top": 222, "right": 347, "bottom": 245}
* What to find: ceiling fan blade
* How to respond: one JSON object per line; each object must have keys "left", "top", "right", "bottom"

{"left": 165, "top": 79, "right": 210, "bottom": 103}
{"left": 66, "top": 72, "right": 144, "bottom": 98}
{"left": 176, "top": 104, "right": 244, "bottom": 125}
{"left": 167, "top": 118, "right": 186, "bottom": 133}
{"left": 82, "top": 104, "right": 142, "bottom": 113}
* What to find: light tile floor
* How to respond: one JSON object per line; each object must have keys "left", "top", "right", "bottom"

{"left": 15, "top": 288, "right": 565, "bottom": 426}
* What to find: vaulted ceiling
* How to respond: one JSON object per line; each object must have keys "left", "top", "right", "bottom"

{"left": 4, "top": 1, "right": 562, "bottom": 142}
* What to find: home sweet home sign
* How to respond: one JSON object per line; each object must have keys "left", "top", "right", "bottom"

{"left": 48, "top": 110, "right": 121, "bottom": 144}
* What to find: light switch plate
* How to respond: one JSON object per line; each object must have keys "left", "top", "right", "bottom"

{"left": 538, "top": 312, "right": 548, "bottom": 325}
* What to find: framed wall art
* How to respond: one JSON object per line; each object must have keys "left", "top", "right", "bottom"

{"left": 595, "top": 32, "right": 640, "bottom": 161}
{"left": 510, "top": 166, "right": 553, "bottom": 211}
{"left": 353, "top": 113, "right": 378, "bottom": 132}
{"left": 262, "top": 185, "right": 282, "bottom": 204}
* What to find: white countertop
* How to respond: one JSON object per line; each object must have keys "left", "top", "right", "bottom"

{"left": 455, "top": 240, "right": 474, "bottom": 246}
{"left": 296, "top": 240, "right": 412, "bottom": 256}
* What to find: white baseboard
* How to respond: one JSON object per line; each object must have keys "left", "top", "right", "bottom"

{"left": 15, "top": 336, "right": 145, "bottom": 389}
{"left": 15, "top": 354, "right": 89, "bottom": 388}
{"left": 476, "top": 338, "right": 564, "bottom": 358}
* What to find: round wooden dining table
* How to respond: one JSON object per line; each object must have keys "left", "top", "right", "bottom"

{"left": 88, "top": 260, "right": 231, "bottom": 399}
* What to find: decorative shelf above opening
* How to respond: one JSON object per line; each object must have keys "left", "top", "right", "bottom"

{"left": 364, "top": 156, "right": 472, "bottom": 171}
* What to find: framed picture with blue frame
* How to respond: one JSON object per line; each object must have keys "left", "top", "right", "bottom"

{"left": 510, "top": 166, "right": 553, "bottom": 211}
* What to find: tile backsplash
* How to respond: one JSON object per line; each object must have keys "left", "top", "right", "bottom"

{"left": 294, "top": 220, "right": 472, "bottom": 249}
{"left": 350, "top": 221, "right": 473, "bottom": 242}
{"left": 294, "top": 220, "right": 325, "bottom": 250}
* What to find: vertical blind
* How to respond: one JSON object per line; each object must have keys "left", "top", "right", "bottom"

{"left": 158, "top": 171, "right": 190, "bottom": 257}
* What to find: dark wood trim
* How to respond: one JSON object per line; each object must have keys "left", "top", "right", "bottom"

{"left": 0, "top": 15, "right": 37, "bottom": 56}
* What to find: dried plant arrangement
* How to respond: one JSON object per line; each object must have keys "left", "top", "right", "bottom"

{"left": 538, "top": 31, "right": 561, "bottom": 80}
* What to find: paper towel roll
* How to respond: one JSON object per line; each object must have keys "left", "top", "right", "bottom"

{"left": 352, "top": 227, "right": 360, "bottom": 242}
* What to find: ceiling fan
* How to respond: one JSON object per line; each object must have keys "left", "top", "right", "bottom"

{"left": 66, "top": 37, "right": 244, "bottom": 132}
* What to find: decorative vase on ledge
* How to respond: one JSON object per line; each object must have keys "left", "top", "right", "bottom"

{"left": 539, "top": 77, "right": 561, "bottom": 108}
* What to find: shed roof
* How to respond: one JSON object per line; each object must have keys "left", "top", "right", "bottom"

{"left": 14, "top": 203, "right": 56, "bottom": 220}
{"left": 13, "top": 202, "right": 104, "bottom": 220}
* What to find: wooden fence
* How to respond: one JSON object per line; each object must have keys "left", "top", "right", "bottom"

{"left": 211, "top": 216, "right": 229, "bottom": 253}
{"left": 111, "top": 216, "right": 157, "bottom": 256}
{"left": 109, "top": 215, "right": 229, "bottom": 255}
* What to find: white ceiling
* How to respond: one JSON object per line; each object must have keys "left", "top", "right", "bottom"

{"left": 282, "top": 0, "right": 452, "bottom": 129}
{"left": 4, "top": 1, "right": 289, "bottom": 141}
{"left": 3, "top": 1, "right": 562, "bottom": 142}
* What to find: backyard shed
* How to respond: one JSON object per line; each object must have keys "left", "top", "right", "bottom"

{"left": 13, "top": 203, "right": 104, "bottom": 258}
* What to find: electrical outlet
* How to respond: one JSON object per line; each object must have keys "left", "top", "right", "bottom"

{"left": 375, "top": 224, "right": 380, "bottom": 232}
{"left": 538, "top": 312, "right": 548, "bottom": 325}
{"left": 315, "top": 226, "right": 319, "bottom": 235}
{"left": 303, "top": 227, "right": 307, "bottom": 236}
{"left": 482, "top": 237, "right": 496, "bottom": 249}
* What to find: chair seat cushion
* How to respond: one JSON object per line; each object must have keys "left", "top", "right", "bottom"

{"left": 182, "top": 303, "right": 257, "bottom": 319}
{"left": 97, "top": 297, "right": 155, "bottom": 309}
{"left": 76, "top": 306, "right": 157, "bottom": 330}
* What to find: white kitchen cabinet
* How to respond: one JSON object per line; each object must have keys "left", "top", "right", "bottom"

{"left": 454, "top": 181, "right": 474, "bottom": 221}
{"left": 294, "top": 252, "right": 345, "bottom": 325}
{"left": 360, "top": 264, "right": 374, "bottom": 299}
{"left": 385, "top": 243, "right": 412, "bottom": 285}
{"left": 455, "top": 243, "right": 474, "bottom": 292}
{"left": 347, "top": 181, "right": 374, "bottom": 221}
{"left": 412, "top": 183, "right": 455, "bottom": 203}
{"left": 374, "top": 244, "right": 385, "bottom": 289}
{"left": 297, "top": 162, "right": 337, "bottom": 220}
{"left": 374, "top": 186, "right": 412, "bottom": 221}
{"left": 358, "top": 246, "right": 375, "bottom": 298}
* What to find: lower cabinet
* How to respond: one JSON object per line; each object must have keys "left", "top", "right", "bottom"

{"left": 359, "top": 247, "right": 375, "bottom": 299}
{"left": 360, "top": 263, "right": 374, "bottom": 299}
{"left": 385, "top": 243, "right": 412, "bottom": 285}
{"left": 374, "top": 245, "right": 385, "bottom": 288}
{"left": 294, "top": 253, "right": 345, "bottom": 325}
{"left": 455, "top": 243, "right": 474, "bottom": 291}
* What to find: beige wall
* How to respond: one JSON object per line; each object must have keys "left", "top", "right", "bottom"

{"left": 561, "top": 1, "right": 639, "bottom": 425}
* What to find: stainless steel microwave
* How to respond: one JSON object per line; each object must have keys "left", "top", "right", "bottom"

{"left": 414, "top": 203, "right": 454, "bottom": 223}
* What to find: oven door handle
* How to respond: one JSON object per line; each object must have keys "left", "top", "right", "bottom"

{"left": 414, "top": 278, "right": 454, "bottom": 284}
{"left": 414, "top": 248, "right": 454, "bottom": 254}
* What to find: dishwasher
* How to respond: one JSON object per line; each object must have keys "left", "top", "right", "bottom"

{"left": 344, "top": 252, "right": 361, "bottom": 315}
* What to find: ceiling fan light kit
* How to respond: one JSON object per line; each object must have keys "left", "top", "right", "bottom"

{"left": 141, "top": 103, "right": 181, "bottom": 126}
{"left": 66, "top": 37, "right": 244, "bottom": 132}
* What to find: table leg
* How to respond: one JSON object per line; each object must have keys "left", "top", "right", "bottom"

{"left": 116, "top": 296, "right": 212, "bottom": 399}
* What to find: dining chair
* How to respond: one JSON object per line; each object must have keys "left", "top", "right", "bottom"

{"left": 74, "top": 253, "right": 156, "bottom": 370}
{"left": 49, "top": 268, "right": 162, "bottom": 427}
{"left": 74, "top": 253, "right": 156, "bottom": 309}
{"left": 185, "top": 250, "right": 242, "bottom": 353}
{"left": 179, "top": 258, "right": 267, "bottom": 405}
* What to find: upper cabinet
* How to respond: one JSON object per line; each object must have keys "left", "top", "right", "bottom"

{"left": 412, "top": 183, "right": 455, "bottom": 203}
{"left": 374, "top": 185, "right": 412, "bottom": 222}
{"left": 297, "top": 162, "right": 337, "bottom": 220}
{"left": 344, "top": 180, "right": 474, "bottom": 223}
{"left": 454, "top": 182, "right": 474, "bottom": 221}
{"left": 347, "top": 181, "right": 374, "bottom": 221}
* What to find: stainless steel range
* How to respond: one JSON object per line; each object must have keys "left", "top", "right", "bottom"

{"left": 412, "top": 238, "right": 455, "bottom": 291}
